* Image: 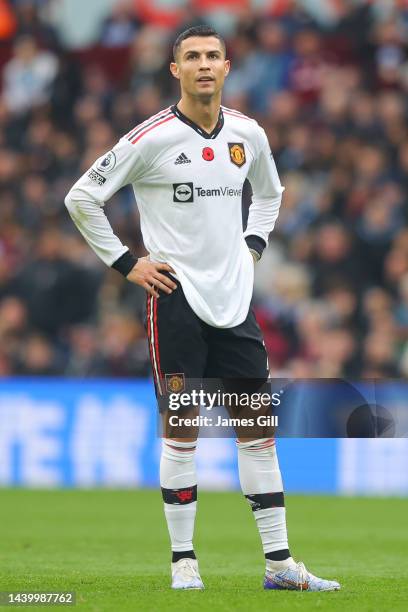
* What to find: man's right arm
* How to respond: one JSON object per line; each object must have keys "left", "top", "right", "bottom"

{"left": 65, "top": 138, "right": 176, "bottom": 297}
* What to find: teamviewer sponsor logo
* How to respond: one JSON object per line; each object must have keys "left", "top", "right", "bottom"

{"left": 195, "top": 186, "right": 243, "bottom": 197}
{"left": 173, "top": 182, "right": 194, "bottom": 202}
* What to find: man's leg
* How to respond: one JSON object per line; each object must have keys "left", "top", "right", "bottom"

{"left": 145, "top": 286, "right": 207, "bottom": 589}
{"left": 237, "top": 434, "right": 340, "bottom": 590}
{"left": 207, "top": 308, "right": 340, "bottom": 591}
{"left": 160, "top": 437, "right": 198, "bottom": 562}
{"left": 236, "top": 437, "right": 292, "bottom": 565}
{"left": 160, "top": 408, "right": 200, "bottom": 584}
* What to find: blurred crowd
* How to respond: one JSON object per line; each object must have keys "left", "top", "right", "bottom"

{"left": 1, "top": 0, "right": 408, "bottom": 379}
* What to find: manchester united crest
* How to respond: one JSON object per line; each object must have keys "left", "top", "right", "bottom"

{"left": 228, "top": 143, "right": 246, "bottom": 167}
{"left": 165, "top": 373, "right": 185, "bottom": 393}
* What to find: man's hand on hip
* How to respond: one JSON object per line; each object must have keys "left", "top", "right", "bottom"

{"left": 126, "top": 256, "right": 177, "bottom": 298}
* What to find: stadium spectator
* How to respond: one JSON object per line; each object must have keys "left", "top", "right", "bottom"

{"left": 17, "top": 332, "right": 63, "bottom": 375}
{"left": 128, "top": 26, "right": 173, "bottom": 96}
{"left": 2, "top": 35, "right": 59, "bottom": 115}
{"left": 100, "top": 0, "right": 141, "bottom": 48}
{"left": 289, "top": 29, "right": 333, "bottom": 106}
{"left": 12, "top": 229, "right": 102, "bottom": 336}
{"left": 13, "top": 0, "right": 60, "bottom": 49}
{"left": 248, "top": 20, "right": 292, "bottom": 113}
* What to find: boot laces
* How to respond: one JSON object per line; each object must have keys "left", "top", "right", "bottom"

{"left": 176, "top": 558, "right": 197, "bottom": 580}
{"left": 294, "top": 562, "right": 309, "bottom": 589}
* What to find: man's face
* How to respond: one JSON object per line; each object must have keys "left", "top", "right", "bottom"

{"left": 170, "top": 36, "right": 230, "bottom": 99}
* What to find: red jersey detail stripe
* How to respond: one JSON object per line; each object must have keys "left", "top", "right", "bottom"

{"left": 147, "top": 295, "right": 162, "bottom": 394}
{"left": 153, "top": 297, "right": 163, "bottom": 384}
{"left": 131, "top": 115, "right": 176, "bottom": 144}
{"left": 222, "top": 105, "right": 244, "bottom": 114}
{"left": 256, "top": 440, "right": 276, "bottom": 448}
{"left": 223, "top": 110, "right": 254, "bottom": 122}
{"left": 236, "top": 438, "right": 275, "bottom": 446}
{"left": 166, "top": 444, "right": 197, "bottom": 452}
{"left": 125, "top": 107, "right": 171, "bottom": 139}
{"left": 126, "top": 110, "right": 173, "bottom": 142}
{"left": 222, "top": 106, "right": 253, "bottom": 119}
{"left": 146, "top": 295, "right": 155, "bottom": 379}
{"left": 255, "top": 438, "right": 275, "bottom": 446}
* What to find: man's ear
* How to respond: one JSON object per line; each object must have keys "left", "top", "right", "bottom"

{"left": 224, "top": 59, "right": 231, "bottom": 77}
{"left": 170, "top": 62, "right": 180, "bottom": 80}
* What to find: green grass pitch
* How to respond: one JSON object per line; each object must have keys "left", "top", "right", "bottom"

{"left": 0, "top": 490, "right": 407, "bottom": 611}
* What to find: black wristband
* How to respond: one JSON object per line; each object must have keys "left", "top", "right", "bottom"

{"left": 245, "top": 235, "right": 267, "bottom": 260}
{"left": 111, "top": 250, "right": 138, "bottom": 277}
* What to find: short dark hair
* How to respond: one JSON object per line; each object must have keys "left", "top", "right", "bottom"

{"left": 173, "top": 25, "right": 226, "bottom": 60}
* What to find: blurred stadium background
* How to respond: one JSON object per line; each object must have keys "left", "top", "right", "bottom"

{"left": 1, "top": 0, "right": 408, "bottom": 496}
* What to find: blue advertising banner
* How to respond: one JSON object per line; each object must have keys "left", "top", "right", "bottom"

{"left": 1, "top": 379, "right": 408, "bottom": 494}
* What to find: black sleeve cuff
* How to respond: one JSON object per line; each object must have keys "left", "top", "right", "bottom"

{"left": 245, "top": 235, "right": 267, "bottom": 259}
{"left": 111, "top": 250, "right": 138, "bottom": 277}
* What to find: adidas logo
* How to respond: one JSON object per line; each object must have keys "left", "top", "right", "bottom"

{"left": 175, "top": 153, "right": 191, "bottom": 165}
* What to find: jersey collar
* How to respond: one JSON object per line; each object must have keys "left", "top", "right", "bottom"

{"left": 171, "top": 104, "right": 224, "bottom": 140}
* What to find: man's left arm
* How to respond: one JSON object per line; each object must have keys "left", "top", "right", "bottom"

{"left": 245, "top": 128, "right": 285, "bottom": 261}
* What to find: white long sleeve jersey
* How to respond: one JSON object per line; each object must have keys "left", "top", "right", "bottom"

{"left": 65, "top": 105, "right": 284, "bottom": 328}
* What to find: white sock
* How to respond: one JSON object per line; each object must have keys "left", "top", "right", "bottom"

{"left": 160, "top": 439, "right": 197, "bottom": 554}
{"left": 237, "top": 438, "right": 292, "bottom": 566}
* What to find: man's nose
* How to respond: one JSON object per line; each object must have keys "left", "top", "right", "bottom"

{"left": 198, "top": 56, "right": 210, "bottom": 69}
